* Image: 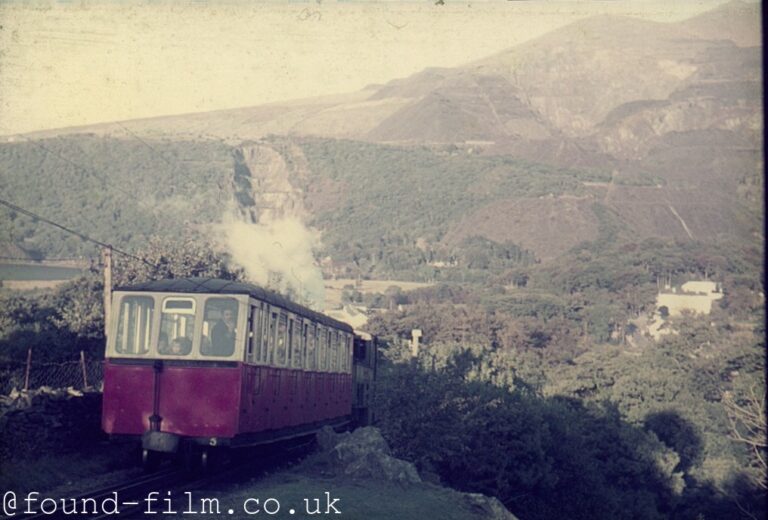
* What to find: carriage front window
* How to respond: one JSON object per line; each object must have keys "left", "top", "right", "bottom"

{"left": 201, "top": 297, "right": 239, "bottom": 357}
{"left": 159, "top": 298, "right": 196, "bottom": 356}
{"left": 115, "top": 296, "right": 154, "bottom": 355}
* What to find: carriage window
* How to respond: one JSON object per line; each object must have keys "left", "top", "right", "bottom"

{"left": 275, "top": 313, "right": 288, "bottom": 365}
{"left": 200, "top": 298, "right": 239, "bottom": 357}
{"left": 336, "top": 333, "right": 342, "bottom": 372}
{"left": 115, "top": 296, "right": 154, "bottom": 355}
{"left": 324, "top": 327, "right": 331, "bottom": 371}
{"left": 292, "top": 318, "right": 303, "bottom": 369}
{"left": 254, "top": 303, "right": 268, "bottom": 363}
{"left": 354, "top": 338, "right": 366, "bottom": 362}
{"left": 307, "top": 323, "right": 317, "bottom": 370}
{"left": 342, "top": 334, "right": 349, "bottom": 373}
{"left": 285, "top": 318, "right": 293, "bottom": 366}
{"left": 341, "top": 334, "right": 347, "bottom": 372}
{"left": 347, "top": 335, "right": 353, "bottom": 373}
{"left": 317, "top": 326, "right": 326, "bottom": 371}
{"left": 249, "top": 305, "right": 262, "bottom": 363}
{"left": 260, "top": 306, "right": 270, "bottom": 363}
{"left": 159, "top": 298, "right": 195, "bottom": 356}
{"left": 329, "top": 330, "right": 336, "bottom": 372}
{"left": 267, "top": 311, "right": 277, "bottom": 365}
{"left": 303, "top": 323, "right": 312, "bottom": 370}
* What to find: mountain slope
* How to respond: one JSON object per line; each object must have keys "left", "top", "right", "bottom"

{"left": 2, "top": 1, "right": 761, "bottom": 266}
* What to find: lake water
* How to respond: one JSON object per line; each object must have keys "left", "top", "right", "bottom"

{"left": 0, "top": 263, "right": 85, "bottom": 281}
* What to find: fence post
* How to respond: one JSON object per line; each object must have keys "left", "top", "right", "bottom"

{"left": 80, "top": 350, "right": 89, "bottom": 389}
{"left": 24, "top": 348, "right": 32, "bottom": 392}
{"left": 103, "top": 246, "right": 112, "bottom": 343}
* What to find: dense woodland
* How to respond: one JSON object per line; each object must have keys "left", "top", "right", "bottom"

{"left": 293, "top": 137, "right": 604, "bottom": 280}
{"left": 0, "top": 137, "right": 232, "bottom": 259}
{"left": 0, "top": 134, "right": 764, "bottom": 519}
{"left": 1, "top": 135, "right": 592, "bottom": 278}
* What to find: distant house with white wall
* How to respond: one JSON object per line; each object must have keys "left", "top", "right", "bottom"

{"left": 645, "top": 280, "right": 722, "bottom": 341}
{"left": 656, "top": 280, "right": 723, "bottom": 317}
{"left": 324, "top": 304, "right": 369, "bottom": 329}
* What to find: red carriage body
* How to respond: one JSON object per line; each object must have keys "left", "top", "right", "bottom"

{"left": 101, "top": 278, "right": 356, "bottom": 456}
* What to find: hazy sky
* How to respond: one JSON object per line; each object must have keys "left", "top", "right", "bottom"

{"left": 0, "top": 0, "right": 736, "bottom": 135}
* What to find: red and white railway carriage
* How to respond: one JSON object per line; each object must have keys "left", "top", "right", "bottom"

{"left": 101, "top": 278, "right": 361, "bottom": 464}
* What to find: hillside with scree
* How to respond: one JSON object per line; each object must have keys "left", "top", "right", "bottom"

{"left": 0, "top": 1, "right": 761, "bottom": 272}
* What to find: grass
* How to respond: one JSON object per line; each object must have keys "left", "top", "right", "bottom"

{"left": 220, "top": 473, "right": 490, "bottom": 520}
{"left": 0, "top": 442, "right": 136, "bottom": 494}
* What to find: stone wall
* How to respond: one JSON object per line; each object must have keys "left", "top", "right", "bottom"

{"left": 0, "top": 387, "right": 104, "bottom": 462}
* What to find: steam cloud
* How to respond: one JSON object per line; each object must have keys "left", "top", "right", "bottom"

{"left": 216, "top": 211, "right": 326, "bottom": 310}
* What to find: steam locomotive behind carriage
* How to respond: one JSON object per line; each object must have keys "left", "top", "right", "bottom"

{"left": 101, "top": 278, "right": 377, "bottom": 467}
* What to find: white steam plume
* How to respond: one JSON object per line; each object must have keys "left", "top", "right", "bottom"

{"left": 216, "top": 211, "right": 325, "bottom": 310}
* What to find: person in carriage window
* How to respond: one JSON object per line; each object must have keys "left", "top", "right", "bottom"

{"left": 160, "top": 334, "right": 191, "bottom": 355}
{"left": 209, "top": 307, "right": 236, "bottom": 356}
{"left": 169, "top": 337, "right": 192, "bottom": 355}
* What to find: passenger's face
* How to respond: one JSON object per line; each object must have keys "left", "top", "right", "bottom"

{"left": 223, "top": 310, "right": 234, "bottom": 323}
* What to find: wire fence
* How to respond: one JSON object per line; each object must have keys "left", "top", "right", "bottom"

{"left": 0, "top": 351, "right": 103, "bottom": 395}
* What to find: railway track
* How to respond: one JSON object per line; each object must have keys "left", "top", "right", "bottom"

{"left": 18, "top": 437, "right": 316, "bottom": 519}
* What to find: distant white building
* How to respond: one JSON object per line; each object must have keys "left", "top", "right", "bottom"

{"left": 657, "top": 280, "right": 722, "bottom": 317}
{"left": 324, "top": 305, "right": 369, "bottom": 329}
{"left": 647, "top": 280, "right": 723, "bottom": 340}
{"left": 680, "top": 281, "right": 720, "bottom": 294}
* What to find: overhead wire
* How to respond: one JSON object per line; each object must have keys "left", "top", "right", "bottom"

{"left": 6, "top": 131, "right": 233, "bottom": 291}
{"left": 114, "top": 122, "right": 176, "bottom": 168}
{"left": 107, "top": 123, "right": 235, "bottom": 291}
{"left": 30, "top": 135, "right": 207, "bottom": 235}
{"left": 0, "top": 197, "right": 156, "bottom": 267}
{"left": 113, "top": 121, "right": 228, "bottom": 205}
{"left": 22, "top": 136, "right": 152, "bottom": 210}
{"left": 17, "top": 133, "right": 186, "bottom": 258}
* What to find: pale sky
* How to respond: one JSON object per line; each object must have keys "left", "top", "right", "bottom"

{"left": 0, "top": 0, "right": 735, "bottom": 136}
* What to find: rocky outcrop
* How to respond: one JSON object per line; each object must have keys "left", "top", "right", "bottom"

{"left": 316, "top": 426, "right": 421, "bottom": 485}
{"left": 314, "top": 426, "right": 521, "bottom": 520}
{"left": 464, "top": 493, "right": 520, "bottom": 520}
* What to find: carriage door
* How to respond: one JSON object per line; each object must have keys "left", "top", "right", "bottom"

{"left": 244, "top": 304, "right": 261, "bottom": 430}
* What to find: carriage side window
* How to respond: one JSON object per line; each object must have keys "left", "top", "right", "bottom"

{"left": 354, "top": 337, "right": 366, "bottom": 362}
{"left": 201, "top": 297, "right": 239, "bottom": 358}
{"left": 347, "top": 334, "right": 355, "bottom": 374}
{"left": 249, "top": 305, "right": 262, "bottom": 363}
{"left": 329, "top": 330, "right": 337, "bottom": 372}
{"left": 259, "top": 304, "right": 269, "bottom": 363}
{"left": 267, "top": 311, "right": 278, "bottom": 365}
{"left": 287, "top": 318, "right": 294, "bottom": 367}
{"left": 254, "top": 303, "right": 266, "bottom": 363}
{"left": 343, "top": 334, "right": 350, "bottom": 373}
{"left": 159, "top": 298, "right": 195, "bottom": 356}
{"left": 303, "top": 322, "right": 311, "bottom": 370}
{"left": 336, "top": 332, "right": 343, "bottom": 372}
{"left": 292, "top": 318, "right": 303, "bottom": 369}
{"left": 115, "top": 296, "right": 154, "bottom": 356}
{"left": 317, "top": 326, "right": 326, "bottom": 371}
{"left": 324, "top": 327, "right": 332, "bottom": 371}
{"left": 275, "top": 312, "right": 288, "bottom": 366}
{"left": 309, "top": 324, "right": 318, "bottom": 371}
{"left": 338, "top": 331, "right": 344, "bottom": 372}
{"left": 341, "top": 334, "right": 349, "bottom": 374}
